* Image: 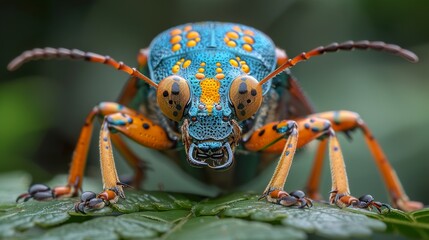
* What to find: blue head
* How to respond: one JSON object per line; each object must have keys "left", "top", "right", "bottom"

{"left": 149, "top": 23, "right": 276, "bottom": 170}
{"left": 154, "top": 50, "right": 267, "bottom": 169}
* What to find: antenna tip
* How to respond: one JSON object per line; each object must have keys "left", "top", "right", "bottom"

{"left": 7, "top": 60, "right": 20, "bottom": 71}
{"left": 401, "top": 49, "right": 419, "bottom": 63}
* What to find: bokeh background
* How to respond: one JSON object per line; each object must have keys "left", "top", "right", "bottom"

{"left": 1, "top": 0, "right": 428, "bottom": 205}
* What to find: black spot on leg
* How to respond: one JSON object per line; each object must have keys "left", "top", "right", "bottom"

{"left": 142, "top": 123, "right": 150, "bottom": 129}
{"left": 239, "top": 82, "right": 248, "bottom": 94}
{"left": 176, "top": 104, "right": 182, "bottom": 110}
{"left": 258, "top": 129, "right": 265, "bottom": 137}
{"left": 272, "top": 124, "right": 278, "bottom": 131}
{"left": 237, "top": 103, "right": 244, "bottom": 109}
{"left": 163, "top": 91, "right": 169, "bottom": 97}
{"left": 247, "top": 99, "right": 251, "bottom": 103}
{"left": 173, "top": 111, "right": 178, "bottom": 117}
{"left": 168, "top": 100, "right": 173, "bottom": 104}
{"left": 172, "top": 82, "right": 180, "bottom": 95}
{"left": 240, "top": 110, "right": 246, "bottom": 116}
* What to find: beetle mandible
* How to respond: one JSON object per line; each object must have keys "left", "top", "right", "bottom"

{"left": 9, "top": 22, "right": 424, "bottom": 213}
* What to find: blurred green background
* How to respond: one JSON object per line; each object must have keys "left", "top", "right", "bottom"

{"left": 1, "top": 0, "right": 428, "bottom": 205}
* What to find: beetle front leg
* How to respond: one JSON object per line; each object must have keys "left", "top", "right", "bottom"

{"left": 245, "top": 120, "right": 313, "bottom": 208}
{"left": 79, "top": 111, "right": 175, "bottom": 212}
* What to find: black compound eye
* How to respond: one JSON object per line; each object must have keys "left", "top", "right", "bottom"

{"left": 157, "top": 75, "right": 190, "bottom": 122}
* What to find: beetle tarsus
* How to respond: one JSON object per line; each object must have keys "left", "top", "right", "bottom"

{"left": 352, "top": 194, "right": 392, "bottom": 213}
{"left": 16, "top": 184, "right": 54, "bottom": 202}
{"left": 264, "top": 189, "right": 313, "bottom": 209}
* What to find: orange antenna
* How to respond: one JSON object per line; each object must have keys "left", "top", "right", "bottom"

{"left": 259, "top": 40, "right": 418, "bottom": 86}
{"left": 7, "top": 47, "right": 158, "bottom": 88}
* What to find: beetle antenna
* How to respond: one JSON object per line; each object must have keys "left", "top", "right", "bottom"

{"left": 7, "top": 47, "right": 158, "bottom": 88}
{"left": 259, "top": 40, "right": 419, "bottom": 86}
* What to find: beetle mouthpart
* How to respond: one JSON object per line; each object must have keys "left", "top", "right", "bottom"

{"left": 188, "top": 142, "right": 234, "bottom": 170}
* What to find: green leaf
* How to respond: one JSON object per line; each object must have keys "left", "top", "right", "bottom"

{"left": 0, "top": 172, "right": 32, "bottom": 205}
{"left": 194, "top": 194, "right": 386, "bottom": 239}
{"left": 37, "top": 211, "right": 186, "bottom": 240}
{"left": 0, "top": 199, "right": 73, "bottom": 238}
{"left": 111, "top": 190, "right": 200, "bottom": 213}
{"left": 0, "top": 172, "right": 428, "bottom": 239}
{"left": 356, "top": 208, "right": 429, "bottom": 239}
{"left": 164, "top": 216, "right": 306, "bottom": 240}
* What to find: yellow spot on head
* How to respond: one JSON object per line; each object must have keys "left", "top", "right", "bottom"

{"left": 229, "top": 59, "right": 239, "bottom": 67}
{"left": 241, "top": 64, "right": 250, "bottom": 73}
{"left": 187, "top": 40, "right": 197, "bottom": 47}
{"left": 187, "top": 31, "right": 200, "bottom": 39}
{"left": 216, "top": 62, "right": 221, "bottom": 67}
{"left": 198, "top": 68, "right": 205, "bottom": 73}
{"left": 200, "top": 78, "right": 221, "bottom": 113}
{"left": 170, "top": 29, "right": 182, "bottom": 36}
{"left": 216, "top": 73, "right": 225, "bottom": 80}
{"left": 243, "top": 29, "right": 255, "bottom": 36}
{"left": 243, "top": 35, "right": 254, "bottom": 44}
{"left": 226, "top": 31, "right": 239, "bottom": 39}
{"left": 242, "top": 43, "right": 253, "bottom": 52}
{"left": 195, "top": 37, "right": 201, "bottom": 42}
{"left": 216, "top": 67, "right": 223, "bottom": 73}
{"left": 172, "top": 43, "right": 181, "bottom": 52}
{"left": 184, "top": 25, "right": 192, "bottom": 32}
{"left": 232, "top": 26, "right": 242, "bottom": 32}
{"left": 170, "top": 35, "right": 182, "bottom": 44}
{"left": 183, "top": 60, "right": 191, "bottom": 68}
{"left": 172, "top": 65, "right": 180, "bottom": 73}
{"left": 224, "top": 37, "right": 230, "bottom": 43}
{"left": 195, "top": 73, "right": 205, "bottom": 79}
{"left": 200, "top": 62, "right": 206, "bottom": 67}
{"left": 227, "top": 40, "right": 237, "bottom": 47}
{"left": 180, "top": 58, "right": 185, "bottom": 62}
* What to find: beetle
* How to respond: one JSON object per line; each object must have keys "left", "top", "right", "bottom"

{"left": 10, "top": 22, "right": 424, "bottom": 213}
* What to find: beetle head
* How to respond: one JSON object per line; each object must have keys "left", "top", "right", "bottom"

{"left": 155, "top": 55, "right": 264, "bottom": 170}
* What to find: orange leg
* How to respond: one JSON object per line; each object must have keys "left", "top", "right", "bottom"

{"left": 88, "top": 110, "right": 174, "bottom": 208}
{"left": 17, "top": 101, "right": 175, "bottom": 205}
{"left": 304, "top": 111, "right": 423, "bottom": 211}
{"left": 305, "top": 139, "right": 328, "bottom": 200}
{"left": 245, "top": 119, "right": 329, "bottom": 208}
{"left": 244, "top": 116, "right": 398, "bottom": 212}
{"left": 58, "top": 102, "right": 137, "bottom": 198}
